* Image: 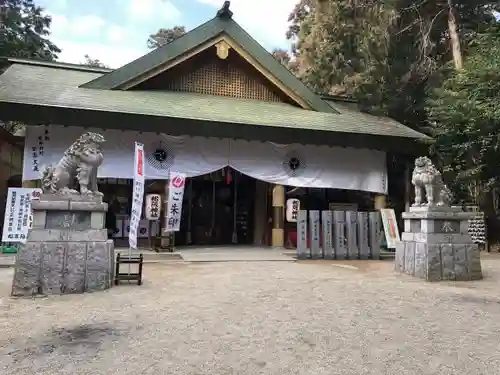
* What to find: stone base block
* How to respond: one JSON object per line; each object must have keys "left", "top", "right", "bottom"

{"left": 11, "top": 239, "right": 114, "bottom": 296}
{"left": 395, "top": 241, "right": 482, "bottom": 281}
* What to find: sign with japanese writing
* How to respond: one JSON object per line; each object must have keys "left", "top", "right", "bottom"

{"left": 165, "top": 172, "right": 186, "bottom": 232}
{"left": 1, "top": 188, "right": 40, "bottom": 243}
{"left": 129, "top": 142, "right": 145, "bottom": 249}
{"left": 31, "top": 126, "right": 50, "bottom": 174}
{"left": 286, "top": 198, "right": 300, "bottom": 222}
{"left": 145, "top": 194, "right": 162, "bottom": 220}
{"left": 380, "top": 208, "right": 400, "bottom": 249}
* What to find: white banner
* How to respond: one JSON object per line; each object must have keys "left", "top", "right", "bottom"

{"left": 165, "top": 172, "right": 186, "bottom": 232}
{"left": 129, "top": 142, "right": 145, "bottom": 249}
{"left": 2, "top": 188, "right": 41, "bottom": 243}
{"left": 23, "top": 125, "right": 387, "bottom": 193}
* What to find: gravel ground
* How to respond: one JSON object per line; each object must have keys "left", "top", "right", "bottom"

{"left": 2, "top": 257, "right": 500, "bottom": 375}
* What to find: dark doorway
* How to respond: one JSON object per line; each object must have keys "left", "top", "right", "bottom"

{"left": 176, "top": 168, "right": 255, "bottom": 246}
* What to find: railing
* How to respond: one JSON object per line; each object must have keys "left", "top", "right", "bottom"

{"left": 296, "top": 210, "right": 382, "bottom": 260}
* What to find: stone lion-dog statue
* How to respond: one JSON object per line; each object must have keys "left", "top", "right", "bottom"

{"left": 411, "top": 156, "right": 452, "bottom": 207}
{"left": 41, "top": 132, "right": 105, "bottom": 196}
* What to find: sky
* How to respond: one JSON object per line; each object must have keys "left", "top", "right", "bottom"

{"left": 37, "top": 0, "right": 297, "bottom": 68}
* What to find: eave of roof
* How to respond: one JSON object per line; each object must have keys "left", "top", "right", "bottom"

{"left": 0, "top": 57, "right": 113, "bottom": 73}
{"left": 0, "top": 63, "right": 431, "bottom": 141}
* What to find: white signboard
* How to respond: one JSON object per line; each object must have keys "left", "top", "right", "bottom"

{"left": 165, "top": 172, "right": 186, "bottom": 232}
{"left": 129, "top": 142, "right": 145, "bottom": 249}
{"left": 286, "top": 198, "right": 300, "bottom": 222}
{"left": 2, "top": 188, "right": 40, "bottom": 243}
{"left": 145, "top": 194, "right": 162, "bottom": 220}
{"left": 380, "top": 208, "right": 400, "bottom": 249}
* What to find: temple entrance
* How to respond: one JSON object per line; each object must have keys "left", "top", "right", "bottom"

{"left": 176, "top": 168, "right": 256, "bottom": 246}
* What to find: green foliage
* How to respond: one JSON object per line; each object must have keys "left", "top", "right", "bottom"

{"left": 81, "top": 54, "right": 108, "bottom": 68}
{"left": 0, "top": 0, "right": 60, "bottom": 60}
{"left": 147, "top": 26, "right": 186, "bottom": 49}
{"left": 286, "top": 0, "right": 500, "bottom": 122}
{"left": 426, "top": 28, "right": 500, "bottom": 201}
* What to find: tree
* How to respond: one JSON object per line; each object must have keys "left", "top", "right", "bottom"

{"left": 286, "top": 0, "right": 500, "bottom": 119}
{"left": 0, "top": 0, "right": 60, "bottom": 60}
{"left": 0, "top": 0, "right": 60, "bottom": 134}
{"left": 81, "top": 54, "right": 108, "bottom": 68}
{"left": 288, "top": 0, "right": 397, "bottom": 111}
{"left": 147, "top": 26, "right": 186, "bottom": 49}
{"left": 426, "top": 27, "right": 500, "bottom": 204}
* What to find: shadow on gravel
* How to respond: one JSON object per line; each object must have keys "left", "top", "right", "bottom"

{"left": 4, "top": 323, "right": 124, "bottom": 362}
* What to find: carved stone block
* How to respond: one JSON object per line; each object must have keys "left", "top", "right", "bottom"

{"left": 11, "top": 197, "right": 114, "bottom": 296}
{"left": 395, "top": 206, "right": 482, "bottom": 282}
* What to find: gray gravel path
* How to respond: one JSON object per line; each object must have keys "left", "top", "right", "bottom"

{"left": 2, "top": 257, "right": 500, "bottom": 375}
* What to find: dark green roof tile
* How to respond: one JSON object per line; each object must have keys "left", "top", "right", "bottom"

{"left": 80, "top": 15, "right": 334, "bottom": 113}
{"left": 0, "top": 64, "right": 430, "bottom": 140}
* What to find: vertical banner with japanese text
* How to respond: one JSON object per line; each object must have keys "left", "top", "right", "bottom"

{"left": 165, "top": 172, "right": 186, "bottom": 232}
{"left": 129, "top": 142, "right": 145, "bottom": 249}
{"left": 1, "top": 188, "right": 42, "bottom": 243}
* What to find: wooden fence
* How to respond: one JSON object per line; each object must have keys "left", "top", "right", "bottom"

{"left": 296, "top": 210, "right": 382, "bottom": 260}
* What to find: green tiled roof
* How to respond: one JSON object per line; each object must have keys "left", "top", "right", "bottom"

{"left": 81, "top": 12, "right": 334, "bottom": 113}
{"left": 0, "top": 63, "right": 430, "bottom": 140}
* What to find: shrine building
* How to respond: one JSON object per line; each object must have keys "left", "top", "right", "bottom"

{"left": 0, "top": 2, "right": 429, "bottom": 248}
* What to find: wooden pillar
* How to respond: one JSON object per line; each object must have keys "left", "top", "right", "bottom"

{"left": 374, "top": 195, "right": 387, "bottom": 210}
{"left": 404, "top": 162, "right": 412, "bottom": 212}
{"left": 253, "top": 180, "right": 267, "bottom": 245}
{"left": 271, "top": 184, "right": 285, "bottom": 247}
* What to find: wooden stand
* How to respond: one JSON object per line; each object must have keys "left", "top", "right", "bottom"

{"left": 114, "top": 253, "right": 143, "bottom": 285}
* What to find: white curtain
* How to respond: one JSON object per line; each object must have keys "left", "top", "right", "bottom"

{"left": 23, "top": 125, "right": 387, "bottom": 194}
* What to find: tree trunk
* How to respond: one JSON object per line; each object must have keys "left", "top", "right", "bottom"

{"left": 447, "top": 0, "right": 463, "bottom": 70}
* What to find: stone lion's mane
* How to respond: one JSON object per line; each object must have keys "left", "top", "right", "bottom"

{"left": 64, "top": 132, "right": 104, "bottom": 157}
{"left": 412, "top": 157, "right": 438, "bottom": 177}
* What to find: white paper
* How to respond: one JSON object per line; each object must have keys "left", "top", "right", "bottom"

{"left": 165, "top": 172, "right": 186, "bottom": 232}
{"left": 129, "top": 142, "right": 145, "bottom": 249}
{"left": 1, "top": 188, "right": 39, "bottom": 243}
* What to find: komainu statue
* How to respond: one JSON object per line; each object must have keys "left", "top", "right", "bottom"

{"left": 411, "top": 156, "right": 452, "bottom": 207}
{"left": 41, "top": 132, "right": 105, "bottom": 195}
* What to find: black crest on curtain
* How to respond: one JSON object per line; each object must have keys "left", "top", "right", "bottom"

{"left": 147, "top": 140, "right": 174, "bottom": 170}
{"left": 283, "top": 151, "right": 306, "bottom": 177}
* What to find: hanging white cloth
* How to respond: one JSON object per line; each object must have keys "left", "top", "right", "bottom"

{"left": 228, "top": 139, "right": 386, "bottom": 193}
{"left": 22, "top": 125, "right": 387, "bottom": 194}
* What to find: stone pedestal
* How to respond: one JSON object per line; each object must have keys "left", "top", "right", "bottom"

{"left": 395, "top": 206, "right": 482, "bottom": 281}
{"left": 11, "top": 194, "right": 115, "bottom": 296}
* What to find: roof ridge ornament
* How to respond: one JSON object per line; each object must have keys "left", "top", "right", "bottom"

{"left": 216, "top": 1, "right": 233, "bottom": 19}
